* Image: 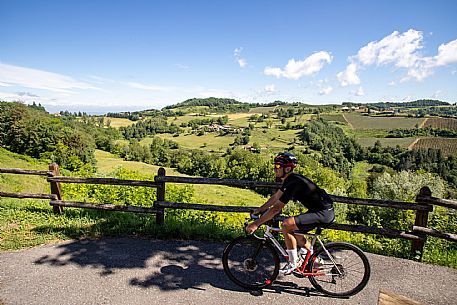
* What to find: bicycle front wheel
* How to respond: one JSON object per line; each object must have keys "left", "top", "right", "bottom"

{"left": 308, "top": 242, "right": 371, "bottom": 297}
{"left": 222, "top": 235, "right": 280, "bottom": 290}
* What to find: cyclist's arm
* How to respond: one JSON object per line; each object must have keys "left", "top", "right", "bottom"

{"left": 252, "top": 198, "right": 285, "bottom": 228}
{"left": 253, "top": 190, "right": 282, "bottom": 214}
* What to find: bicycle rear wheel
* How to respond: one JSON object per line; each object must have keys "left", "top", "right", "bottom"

{"left": 222, "top": 235, "right": 279, "bottom": 290}
{"left": 308, "top": 242, "right": 370, "bottom": 297}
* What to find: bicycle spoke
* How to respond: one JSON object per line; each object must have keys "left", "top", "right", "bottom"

{"left": 309, "top": 243, "right": 370, "bottom": 297}
{"left": 223, "top": 236, "right": 279, "bottom": 290}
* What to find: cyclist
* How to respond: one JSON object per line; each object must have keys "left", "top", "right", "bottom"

{"left": 245, "top": 152, "right": 335, "bottom": 275}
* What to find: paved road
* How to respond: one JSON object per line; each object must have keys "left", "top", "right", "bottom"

{"left": 1, "top": 238, "right": 456, "bottom": 305}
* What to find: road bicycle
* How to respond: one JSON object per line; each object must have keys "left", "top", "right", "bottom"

{"left": 222, "top": 215, "right": 371, "bottom": 297}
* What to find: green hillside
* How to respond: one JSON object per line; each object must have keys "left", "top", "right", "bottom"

{"left": 0, "top": 148, "right": 50, "bottom": 194}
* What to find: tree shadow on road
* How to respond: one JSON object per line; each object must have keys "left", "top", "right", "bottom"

{"left": 33, "top": 237, "right": 244, "bottom": 291}
{"left": 33, "top": 236, "right": 348, "bottom": 300}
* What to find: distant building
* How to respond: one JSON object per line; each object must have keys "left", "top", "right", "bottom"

{"left": 355, "top": 106, "right": 368, "bottom": 113}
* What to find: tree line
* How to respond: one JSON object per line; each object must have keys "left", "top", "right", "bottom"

{"left": 0, "top": 102, "right": 120, "bottom": 170}
{"left": 299, "top": 119, "right": 457, "bottom": 192}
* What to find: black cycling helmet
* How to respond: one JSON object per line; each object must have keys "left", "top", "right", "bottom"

{"left": 274, "top": 152, "right": 298, "bottom": 168}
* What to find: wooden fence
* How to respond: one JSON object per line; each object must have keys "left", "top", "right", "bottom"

{"left": 1, "top": 164, "right": 456, "bottom": 260}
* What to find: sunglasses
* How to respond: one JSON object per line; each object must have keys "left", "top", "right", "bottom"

{"left": 274, "top": 164, "right": 282, "bottom": 169}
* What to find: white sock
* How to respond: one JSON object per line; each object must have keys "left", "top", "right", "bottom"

{"left": 286, "top": 249, "right": 298, "bottom": 265}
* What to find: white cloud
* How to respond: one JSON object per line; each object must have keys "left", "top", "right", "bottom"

{"left": 237, "top": 58, "right": 247, "bottom": 68}
{"left": 401, "top": 65, "right": 434, "bottom": 82}
{"left": 264, "top": 51, "right": 333, "bottom": 80}
{"left": 337, "top": 30, "right": 457, "bottom": 85}
{"left": 356, "top": 87, "right": 365, "bottom": 96}
{"left": 319, "top": 86, "right": 333, "bottom": 95}
{"left": 0, "top": 63, "right": 98, "bottom": 93}
{"left": 265, "top": 84, "right": 277, "bottom": 93}
{"left": 434, "top": 39, "right": 457, "bottom": 66}
{"left": 357, "top": 29, "right": 423, "bottom": 68}
{"left": 126, "top": 82, "right": 174, "bottom": 92}
{"left": 234, "top": 47, "right": 248, "bottom": 68}
{"left": 337, "top": 62, "right": 360, "bottom": 86}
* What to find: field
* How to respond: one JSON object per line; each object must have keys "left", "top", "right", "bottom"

{"left": 319, "top": 114, "right": 348, "bottom": 123}
{"left": 105, "top": 117, "right": 135, "bottom": 128}
{"left": 94, "top": 150, "right": 267, "bottom": 207}
{"left": 355, "top": 137, "right": 416, "bottom": 148}
{"left": 0, "top": 148, "right": 50, "bottom": 194}
{"left": 248, "top": 106, "right": 277, "bottom": 114}
{"left": 343, "top": 113, "right": 425, "bottom": 130}
{"left": 412, "top": 138, "right": 457, "bottom": 156}
{"left": 423, "top": 117, "right": 457, "bottom": 131}
{"left": 152, "top": 133, "right": 235, "bottom": 152}
{"left": 95, "top": 150, "right": 180, "bottom": 175}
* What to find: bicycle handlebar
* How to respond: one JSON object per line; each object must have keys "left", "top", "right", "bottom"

{"left": 248, "top": 213, "right": 286, "bottom": 223}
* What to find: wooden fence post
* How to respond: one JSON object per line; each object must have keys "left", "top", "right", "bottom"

{"left": 48, "top": 163, "right": 63, "bottom": 214}
{"left": 155, "top": 167, "right": 166, "bottom": 225}
{"left": 412, "top": 186, "right": 432, "bottom": 260}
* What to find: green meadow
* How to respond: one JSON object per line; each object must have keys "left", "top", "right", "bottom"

{"left": 0, "top": 148, "right": 267, "bottom": 251}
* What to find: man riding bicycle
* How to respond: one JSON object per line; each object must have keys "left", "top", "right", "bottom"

{"left": 245, "top": 152, "right": 335, "bottom": 275}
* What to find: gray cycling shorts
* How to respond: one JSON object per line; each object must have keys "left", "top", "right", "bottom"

{"left": 293, "top": 208, "right": 335, "bottom": 233}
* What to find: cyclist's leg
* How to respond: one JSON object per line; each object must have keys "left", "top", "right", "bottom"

{"left": 295, "top": 209, "right": 335, "bottom": 250}
{"left": 295, "top": 233, "right": 306, "bottom": 248}
{"left": 280, "top": 217, "right": 301, "bottom": 274}
{"left": 282, "top": 216, "right": 299, "bottom": 250}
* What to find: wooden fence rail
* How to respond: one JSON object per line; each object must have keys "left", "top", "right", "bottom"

{"left": 48, "top": 176, "right": 160, "bottom": 188}
{"left": 0, "top": 168, "right": 52, "bottom": 176}
{"left": 1, "top": 164, "right": 456, "bottom": 260}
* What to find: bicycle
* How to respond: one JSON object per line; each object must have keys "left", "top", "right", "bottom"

{"left": 222, "top": 215, "right": 371, "bottom": 297}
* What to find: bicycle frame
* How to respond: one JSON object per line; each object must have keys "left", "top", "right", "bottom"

{"left": 260, "top": 223, "right": 343, "bottom": 277}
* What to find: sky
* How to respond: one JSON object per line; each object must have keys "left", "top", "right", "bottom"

{"left": 1, "top": 0, "right": 457, "bottom": 114}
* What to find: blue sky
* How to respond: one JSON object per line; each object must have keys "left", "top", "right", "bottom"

{"left": 1, "top": 0, "right": 457, "bottom": 113}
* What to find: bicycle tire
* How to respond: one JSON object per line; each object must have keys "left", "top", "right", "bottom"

{"left": 222, "top": 235, "right": 280, "bottom": 290}
{"left": 308, "top": 242, "right": 371, "bottom": 297}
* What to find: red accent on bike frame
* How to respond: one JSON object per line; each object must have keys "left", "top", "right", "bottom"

{"left": 302, "top": 272, "right": 326, "bottom": 277}
{"left": 265, "top": 279, "right": 272, "bottom": 285}
{"left": 294, "top": 251, "right": 328, "bottom": 276}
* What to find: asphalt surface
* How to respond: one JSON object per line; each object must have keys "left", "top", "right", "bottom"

{"left": 1, "top": 237, "right": 456, "bottom": 305}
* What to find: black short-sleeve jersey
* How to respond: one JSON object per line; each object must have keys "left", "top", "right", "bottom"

{"left": 279, "top": 172, "right": 332, "bottom": 212}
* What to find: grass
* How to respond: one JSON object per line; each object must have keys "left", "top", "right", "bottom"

{"left": 95, "top": 149, "right": 267, "bottom": 207}
{"left": 0, "top": 198, "right": 246, "bottom": 251}
{"left": 152, "top": 124, "right": 305, "bottom": 153}
{"left": 1, "top": 148, "right": 267, "bottom": 251}
{"left": 355, "top": 137, "right": 417, "bottom": 148}
{"left": 95, "top": 150, "right": 180, "bottom": 175}
{"left": 106, "top": 117, "right": 135, "bottom": 128}
{"left": 344, "top": 113, "right": 425, "bottom": 130}
{"left": 153, "top": 133, "right": 235, "bottom": 152}
{"left": 0, "top": 148, "right": 50, "bottom": 194}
